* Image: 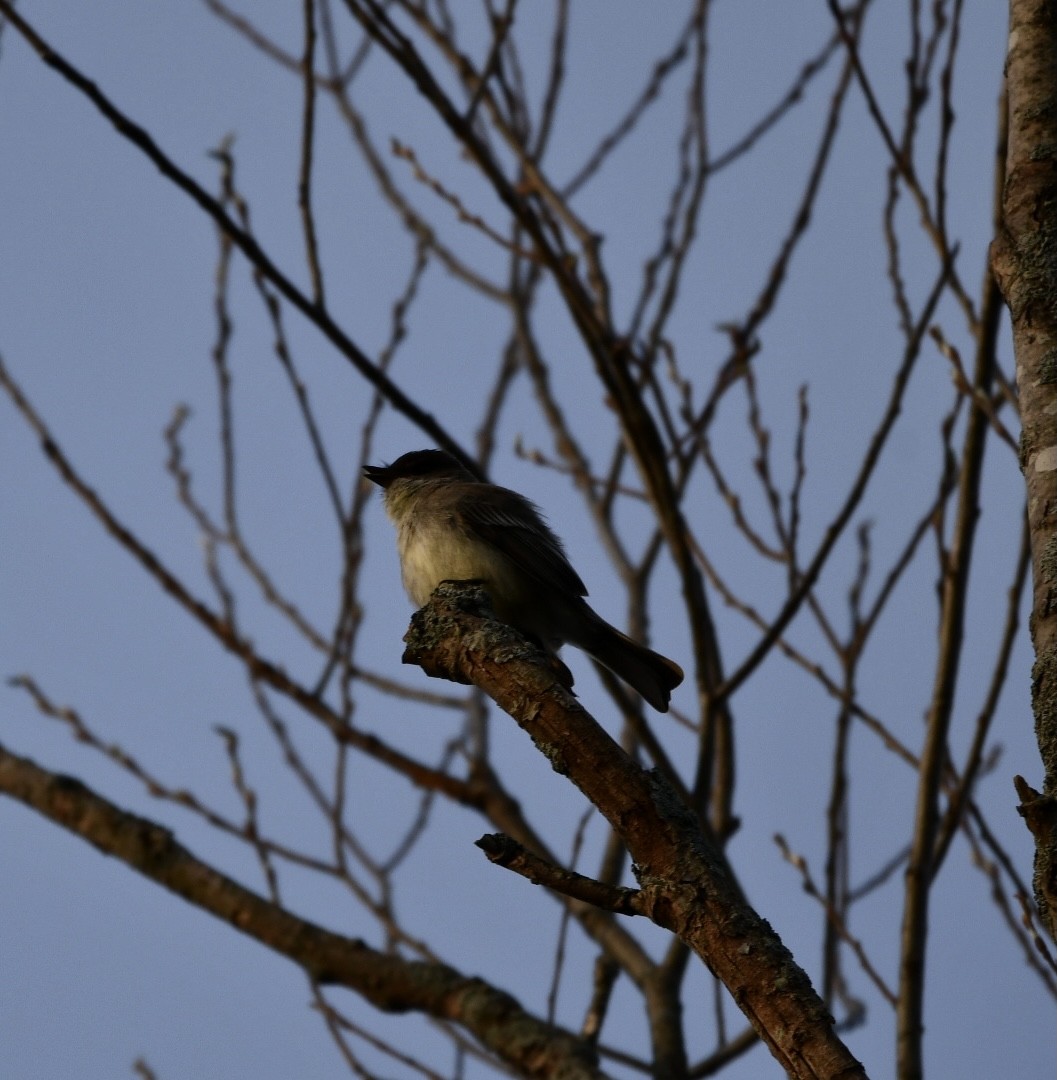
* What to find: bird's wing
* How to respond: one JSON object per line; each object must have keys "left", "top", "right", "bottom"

{"left": 459, "top": 487, "right": 588, "bottom": 597}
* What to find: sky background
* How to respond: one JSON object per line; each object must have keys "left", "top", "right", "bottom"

{"left": 1, "top": 2, "right": 1048, "bottom": 1078}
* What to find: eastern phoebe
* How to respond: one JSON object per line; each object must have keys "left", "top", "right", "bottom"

{"left": 364, "top": 449, "right": 684, "bottom": 711}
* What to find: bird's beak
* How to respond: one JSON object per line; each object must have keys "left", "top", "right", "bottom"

{"left": 363, "top": 463, "right": 392, "bottom": 488}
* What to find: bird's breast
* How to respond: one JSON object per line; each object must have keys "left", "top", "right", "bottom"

{"left": 397, "top": 516, "right": 513, "bottom": 608}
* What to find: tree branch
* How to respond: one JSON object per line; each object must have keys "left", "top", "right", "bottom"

{"left": 0, "top": 740, "right": 608, "bottom": 1080}
{"left": 402, "top": 582, "right": 867, "bottom": 1080}
{"left": 992, "top": 0, "right": 1057, "bottom": 945}
{"left": 476, "top": 833, "right": 646, "bottom": 916}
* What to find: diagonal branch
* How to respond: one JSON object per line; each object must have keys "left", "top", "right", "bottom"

{"left": 0, "top": 741, "right": 608, "bottom": 1080}
{"left": 476, "top": 833, "right": 646, "bottom": 916}
{"left": 402, "top": 581, "right": 867, "bottom": 1080}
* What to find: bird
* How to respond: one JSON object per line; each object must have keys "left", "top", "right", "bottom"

{"left": 364, "top": 449, "right": 684, "bottom": 711}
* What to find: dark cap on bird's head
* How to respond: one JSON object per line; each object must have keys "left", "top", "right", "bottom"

{"left": 363, "top": 449, "right": 473, "bottom": 489}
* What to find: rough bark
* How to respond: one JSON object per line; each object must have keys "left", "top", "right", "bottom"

{"left": 992, "top": 0, "right": 1057, "bottom": 942}
{"left": 403, "top": 582, "right": 868, "bottom": 1080}
{"left": 0, "top": 742, "right": 609, "bottom": 1080}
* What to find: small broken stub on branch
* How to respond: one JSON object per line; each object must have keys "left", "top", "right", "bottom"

{"left": 400, "top": 579, "right": 574, "bottom": 693}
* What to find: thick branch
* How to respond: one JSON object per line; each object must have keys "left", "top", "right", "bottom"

{"left": 0, "top": 741, "right": 607, "bottom": 1080}
{"left": 403, "top": 582, "right": 868, "bottom": 1080}
{"left": 992, "top": 0, "right": 1057, "bottom": 943}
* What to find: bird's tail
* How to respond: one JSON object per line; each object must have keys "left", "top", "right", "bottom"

{"left": 577, "top": 613, "right": 684, "bottom": 712}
